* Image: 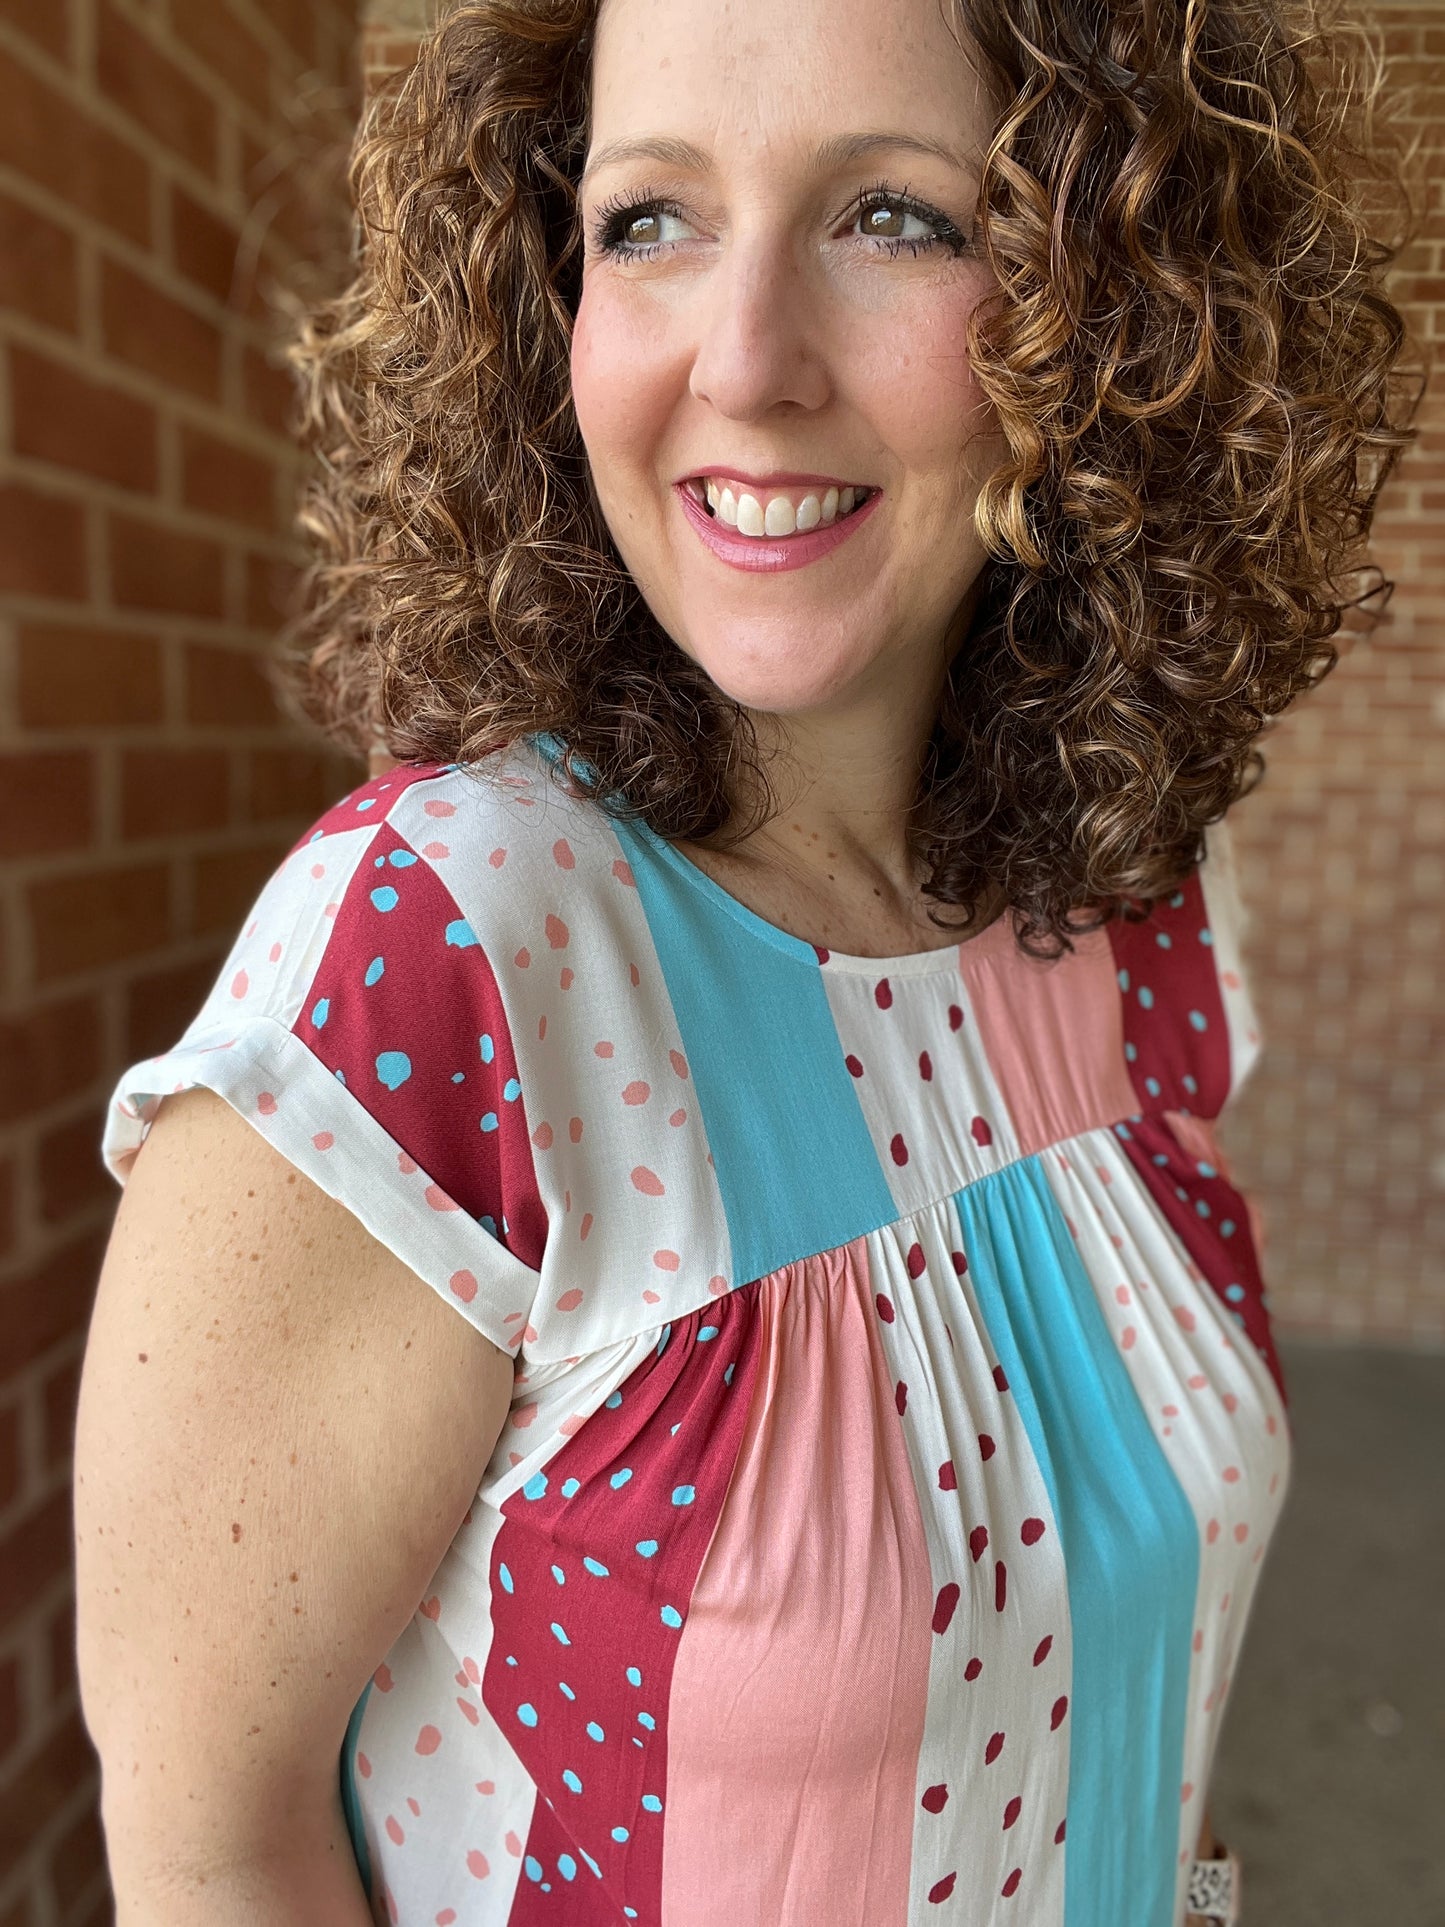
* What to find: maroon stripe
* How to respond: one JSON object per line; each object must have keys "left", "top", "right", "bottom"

{"left": 1106, "top": 869, "right": 1231, "bottom": 1120}
{"left": 292, "top": 818, "right": 546, "bottom": 1269}
{"left": 488, "top": 1288, "right": 765, "bottom": 1923}
{"left": 1116, "top": 1114, "right": 1288, "bottom": 1410}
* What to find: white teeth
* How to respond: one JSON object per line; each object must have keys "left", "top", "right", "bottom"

{"left": 695, "top": 478, "right": 870, "bottom": 537}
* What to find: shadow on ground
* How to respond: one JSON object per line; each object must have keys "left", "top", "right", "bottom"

{"left": 1212, "top": 1335, "right": 1445, "bottom": 1925}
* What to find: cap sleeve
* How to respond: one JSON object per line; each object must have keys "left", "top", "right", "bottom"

{"left": 101, "top": 772, "right": 548, "bottom": 1360}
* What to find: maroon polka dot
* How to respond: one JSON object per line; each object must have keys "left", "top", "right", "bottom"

{"left": 1050, "top": 1695, "right": 1069, "bottom": 1730}
{"left": 907, "top": 1242, "right": 926, "bottom": 1278}
{"left": 1001, "top": 1868, "right": 1022, "bottom": 1898}
{"left": 895, "top": 1379, "right": 908, "bottom": 1415}
{"left": 875, "top": 1292, "right": 896, "bottom": 1323}
{"left": 845, "top": 1053, "right": 864, "bottom": 1078}
{"left": 938, "top": 1460, "right": 956, "bottom": 1491}
{"left": 932, "top": 1583, "right": 960, "bottom": 1635}
{"left": 985, "top": 1730, "right": 1005, "bottom": 1765}
{"left": 995, "top": 1561, "right": 1008, "bottom": 1612}
{"left": 921, "top": 1783, "right": 950, "bottom": 1814}
{"left": 1003, "top": 1796, "right": 1022, "bottom": 1830}
{"left": 813, "top": 945, "right": 830, "bottom": 964}
{"left": 964, "top": 1655, "right": 983, "bottom": 1681}
{"left": 950, "top": 1249, "right": 968, "bottom": 1275}
{"left": 919, "top": 1050, "right": 933, "bottom": 1080}
{"left": 969, "top": 1524, "right": 989, "bottom": 1562}
{"left": 1055, "top": 1817, "right": 1067, "bottom": 1844}
{"left": 979, "top": 1432, "right": 996, "bottom": 1461}
{"left": 948, "top": 1003, "right": 964, "bottom": 1030}
{"left": 875, "top": 977, "right": 893, "bottom": 1010}
{"left": 971, "top": 1114, "right": 994, "bottom": 1146}
{"left": 1021, "top": 1517, "right": 1046, "bottom": 1546}
{"left": 890, "top": 1132, "right": 909, "bottom": 1165}
{"left": 993, "top": 1363, "right": 1011, "bottom": 1393}
{"left": 1033, "top": 1634, "right": 1053, "bottom": 1666}
{"left": 928, "top": 1872, "right": 957, "bottom": 1904}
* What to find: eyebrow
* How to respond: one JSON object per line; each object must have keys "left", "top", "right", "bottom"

{"left": 578, "top": 130, "right": 974, "bottom": 195}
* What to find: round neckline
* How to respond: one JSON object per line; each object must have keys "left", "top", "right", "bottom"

{"left": 526, "top": 730, "right": 1014, "bottom": 978}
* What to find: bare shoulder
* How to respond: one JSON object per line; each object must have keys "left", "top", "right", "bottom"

{"left": 76, "top": 1086, "right": 514, "bottom": 1883}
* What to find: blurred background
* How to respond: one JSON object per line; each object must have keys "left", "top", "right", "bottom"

{"left": 0, "top": 0, "right": 1439, "bottom": 1920}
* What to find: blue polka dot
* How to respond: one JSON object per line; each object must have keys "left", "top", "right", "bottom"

{"left": 334, "top": 1067, "right": 347, "bottom": 1086}
{"left": 498, "top": 1562, "right": 514, "bottom": 1593}
{"left": 1188, "top": 1009, "right": 1208, "bottom": 1031}
{"left": 1199, "top": 926, "right": 1214, "bottom": 946}
{"left": 605, "top": 1390, "right": 623, "bottom": 1409}
{"left": 388, "top": 849, "right": 417, "bottom": 867}
{"left": 1195, "top": 1199, "right": 1210, "bottom": 1218}
{"left": 1138, "top": 986, "right": 1154, "bottom": 1010}
{"left": 638, "top": 1711, "right": 655, "bottom": 1731}
{"left": 1225, "top": 1283, "right": 1246, "bottom": 1303}
{"left": 635, "top": 1539, "right": 658, "bottom": 1558}
{"left": 1221, "top": 1219, "right": 1236, "bottom": 1238}
{"left": 1182, "top": 1073, "right": 1198, "bottom": 1094}
{"left": 550, "top": 1622, "right": 571, "bottom": 1646}
{"left": 671, "top": 1486, "right": 695, "bottom": 1507}
{"left": 503, "top": 1076, "right": 522, "bottom": 1102}
{"left": 480, "top": 1112, "right": 499, "bottom": 1133}
{"left": 356, "top": 797, "right": 377, "bottom": 811}
{"left": 641, "top": 1794, "right": 662, "bottom": 1813}
{"left": 610, "top": 1468, "right": 633, "bottom": 1490}
{"left": 626, "top": 1666, "right": 643, "bottom": 1686}
{"left": 370, "top": 886, "right": 399, "bottom": 913}
{"left": 1169, "top": 891, "right": 1184, "bottom": 908}
{"left": 524, "top": 1471, "right": 548, "bottom": 1500}
{"left": 518, "top": 1704, "right": 538, "bottom": 1727}
{"left": 561, "top": 1477, "right": 581, "bottom": 1498}
{"left": 1155, "top": 932, "right": 1172, "bottom": 949}
{"left": 1125, "top": 1042, "right": 1138, "bottom": 1062}
{"left": 1117, "top": 968, "right": 1130, "bottom": 991}
{"left": 524, "top": 1853, "right": 542, "bottom": 1880}
{"left": 563, "top": 1768, "right": 583, "bottom": 1793}
{"left": 660, "top": 1605, "right": 682, "bottom": 1629}
{"left": 1197, "top": 1161, "right": 1217, "bottom": 1178}
{"left": 445, "top": 917, "right": 479, "bottom": 948}
{"left": 585, "top": 1721, "right": 604, "bottom": 1742}
{"left": 583, "top": 1557, "right": 609, "bottom": 1577}
{"left": 723, "top": 1361, "right": 736, "bottom": 1385}
{"left": 309, "top": 829, "right": 324, "bottom": 842}
{"left": 451, "top": 1071, "right": 465, "bottom": 1084}
{"left": 551, "top": 1564, "right": 566, "bottom": 1585}
{"left": 697, "top": 1325, "right": 718, "bottom": 1342}
{"left": 611, "top": 1827, "right": 629, "bottom": 1844}
{"left": 373, "top": 855, "right": 385, "bottom": 869}
{"left": 364, "top": 955, "right": 385, "bottom": 986}
{"left": 1145, "top": 1076, "right": 1161, "bottom": 1097}
{"left": 375, "top": 1051, "right": 411, "bottom": 1090}
{"left": 310, "top": 997, "right": 329, "bottom": 1028}
{"left": 558, "top": 1855, "right": 577, "bottom": 1881}
{"left": 479, "top": 1033, "right": 495, "bottom": 1063}
{"left": 670, "top": 1423, "right": 681, "bottom": 1436}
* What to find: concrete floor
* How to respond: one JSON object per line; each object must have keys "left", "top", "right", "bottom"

{"left": 1210, "top": 1336, "right": 1445, "bottom": 1925}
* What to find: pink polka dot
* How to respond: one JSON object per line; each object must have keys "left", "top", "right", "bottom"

{"left": 312, "top": 1131, "right": 334, "bottom": 1151}
{"left": 489, "top": 848, "right": 507, "bottom": 868}
{"left": 1121, "top": 1325, "right": 1137, "bottom": 1350}
{"left": 1206, "top": 1518, "right": 1220, "bottom": 1543}
{"left": 579, "top": 1212, "right": 593, "bottom": 1240}
{"left": 631, "top": 1166, "right": 665, "bottom": 1196}
{"left": 424, "top": 799, "right": 456, "bottom": 817}
{"left": 594, "top": 1040, "right": 614, "bottom": 1058}
{"left": 450, "top": 1271, "right": 478, "bottom": 1304}
{"left": 569, "top": 1116, "right": 584, "bottom": 1142}
{"left": 373, "top": 1663, "right": 394, "bottom": 1691}
{"left": 385, "top": 1816, "right": 405, "bottom": 1845}
{"left": 256, "top": 1091, "right": 277, "bottom": 1115}
{"left": 532, "top": 1122, "right": 554, "bottom": 1149}
{"left": 1222, "top": 1465, "right": 1241, "bottom": 1482}
{"left": 895, "top": 1379, "right": 908, "bottom": 1415}
{"left": 669, "top": 1049, "right": 689, "bottom": 1079}
{"left": 612, "top": 858, "right": 635, "bottom": 886}
{"left": 358, "top": 1750, "right": 372, "bottom": 1777}
{"left": 1174, "top": 1305, "right": 1197, "bottom": 1332}
{"left": 708, "top": 1274, "right": 728, "bottom": 1296}
{"left": 1193, "top": 1629, "right": 1204, "bottom": 1652}
{"left": 397, "top": 1152, "right": 418, "bottom": 1174}
{"left": 466, "top": 1849, "right": 490, "bottom": 1878}
{"left": 310, "top": 862, "right": 325, "bottom": 879}
{"left": 457, "top": 1698, "right": 480, "bottom": 1726}
{"left": 553, "top": 838, "right": 575, "bottom": 869}
{"left": 653, "top": 1249, "right": 679, "bottom": 1271}
{"left": 622, "top": 1081, "right": 651, "bottom": 1105}
{"left": 422, "top": 841, "right": 449, "bottom": 859}
{"left": 641, "top": 1288, "right": 661, "bottom": 1304}
{"left": 545, "top": 914, "right": 569, "bottom": 949}
{"left": 1115, "top": 1285, "right": 1131, "bottom": 1305}
{"left": 268, "top": 941, "right": 282, "bottom": 962}
{"left": 514, "top": 947, "right": 531, "bottom": 967}
{"left": 230, "top": 969, "right": 249, "bottom": 998}
{"left": 1234, "top": 1522, "right": 1250, "bottom": 1543}
{"left": 556, "top": 1288, "right": 584, "bottom": 1311}
{"left": 416, "top": 1725, "right": 442, "bottom": 1755}
{"left": 1188, "top": 1372, "right": 1208, "bottom": 1389}
{"left": 425, "top": 1185, "right": 460, "bottom": 1212}
{"left": 669, "top": 1107, "right": 687, "bottom": 1126}
{"left": 559, "top": 966, "right": 574, "bottom": 990}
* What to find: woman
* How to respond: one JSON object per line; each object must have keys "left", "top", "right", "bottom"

{"left": 75, "top": 0, "right": 1414, "bottom": 1922}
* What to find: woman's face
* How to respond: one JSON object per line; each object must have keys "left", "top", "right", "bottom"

{"left": 570, "top": 0, "right": 1006, "bottom": 723}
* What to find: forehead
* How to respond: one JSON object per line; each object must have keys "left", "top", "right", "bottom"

{"left": 586, "top": 0, "right": 994, "bottom": 176}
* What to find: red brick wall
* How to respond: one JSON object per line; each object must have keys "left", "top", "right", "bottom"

{"left": 0, "top": 1, "right": 362, "bottom": 1915}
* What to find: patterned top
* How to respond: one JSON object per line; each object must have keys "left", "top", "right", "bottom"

{"left": 102, "top": 729, "right": 1292, "bottom": 1927}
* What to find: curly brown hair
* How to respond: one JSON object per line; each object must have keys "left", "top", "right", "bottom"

{"left": 279, "top": 0, "right": 1421, "bottom": 959}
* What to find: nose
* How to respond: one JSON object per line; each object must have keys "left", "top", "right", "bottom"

{"left": 687, "top": 228, "right": 831, "bottom": 422}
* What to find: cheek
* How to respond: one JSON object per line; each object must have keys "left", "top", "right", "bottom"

{"left": 570, "top": 283, "right": 669, "bottom": 475}
{"left": 852, "top": 277, "right": 998, "bottom": 472}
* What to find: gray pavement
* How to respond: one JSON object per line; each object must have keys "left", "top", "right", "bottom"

{"left": 1211, "top": 1336, "right": 1445, "bottom": 1925}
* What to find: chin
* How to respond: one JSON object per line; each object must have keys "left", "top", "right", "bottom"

{"left": 678, "top": 620, "right": 881, "bottom": 716}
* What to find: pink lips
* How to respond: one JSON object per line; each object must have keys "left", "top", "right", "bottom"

{"left": 674, "top": 481, "right": 882, "bottom": 573}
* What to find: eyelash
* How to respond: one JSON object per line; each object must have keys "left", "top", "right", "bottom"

{"left": 587, "top": 179, "right": 969, "bottom": 262}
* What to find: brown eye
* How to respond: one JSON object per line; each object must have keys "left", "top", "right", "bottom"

{"left": 623, "top": 211, "right": 662, "bottom": 246}
{"left": 862, "top": 203, "right": 906, "bottom": 240}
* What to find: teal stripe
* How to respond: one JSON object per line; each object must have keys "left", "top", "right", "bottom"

{"left": 340, "top": 1680, "right": 374, "bottom": 1900}
{"left": 955, "top": 1157, "right": 1199, "bottom": 1927}
{"left": 604, "top": 812, "right": 900, "bottom": 1284}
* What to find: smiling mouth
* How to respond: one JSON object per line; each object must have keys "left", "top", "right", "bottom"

{"left": 683, "top": 477, "right": 878, "bottom": 539}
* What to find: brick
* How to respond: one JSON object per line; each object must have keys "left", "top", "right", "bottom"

{"left": 0, "top": 1158, "right": 14, "bottom": 1261}
{"left": 0, "top": 1702, "right": 97, "bottom": 1884}
{"left": 38, "top": 1109, "right": 111, "bottom": 1224}
{"left": 28, "top": 861, "right": 171, "bottom": 982}
{"left": 244, "top": 551, "right": 300, "bottom": 631}
{"left": 0, "top": 47, "right": 149, "bottom": 247}
{"left": 0, "top": 1486, "right": 74, "bottom": 1631}
{"left": 0, "top": 1232, "right": 108, "bottom": 1379}
{"left": 1, "top": 0, "right": 70, "bottom": 61}
{"left": 41, "top": 1351, "right": 84, "bottom": 1474}
{"left": 0, "top": 1654, "right": 19, "bottom": 1765}
{"left": 245, "top": 744, "right": 350, "bottom": 823}
{"left": 46, "top": 1594, "right": 77, "bottom": 1709}
{"left": 16, "top": 625, "right": 165, "bottom": 730}
{"left": 242, "top": 345, "right": 297, "bottom": 436}
{"left": 120, "top": 746, "right": 230, "bottom": 840}
{"left": 183, "top": 641, "right": 282, "bottom": 725}
{"left": 0, "top": 190, "right": 78, "bottom": 331}
{"left": 192, "top": 837, "right": 285, "bottom": 937}
{"left": 0, "top": 1405, "right": 19, "bottom": 1515}
{"left": 172, "top": 0, "right": 272, "bottom": 118}
{"left": 0, "top": 997, "right": 101, "bottom": 1128}
{"left": 124, "top": 951, "right": 223, "bottom": 1061}
{"left": 49, "top": 1792, "right": 105, "bottom": 1915}
{"left": 96, "top": 0, "right": 217, "bottom": 178}
{"left": 100, "top": 259, "right": 222, "bottom": 402}
{"left": 109, "top": 513, "right": 225, "bottom": 620}
{"left": 0, "top": 484, "right": 86, "bottom": 601}
{"left": 9, "top": 346, "right": 159, "bottom": 494}
{"left": 0, "top": 751, "right": 94, "bottom": 860}
{"left": 250, "top": 0, "right": 322, "bottom": 66}
{"left": 170, "top": 182, "right": 244, "bottom": 307}
{"left": 180, "top": 425, "right": 279, "bottom": 532}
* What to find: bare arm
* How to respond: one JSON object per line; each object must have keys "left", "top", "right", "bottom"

{"left": 75, "top": 1087, "right": 517, "bottom": 1924}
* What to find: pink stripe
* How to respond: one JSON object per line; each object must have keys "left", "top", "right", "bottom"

{"left": 960, "top": 925, "right": 1138, "bottom": 1154}
{"left": 662, "top": 1239, "right": 934, "bottom": 1925}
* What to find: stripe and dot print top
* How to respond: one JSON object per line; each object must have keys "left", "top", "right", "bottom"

{"left": 102, "top": 729, "right": 1292, "bottom": 1927}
